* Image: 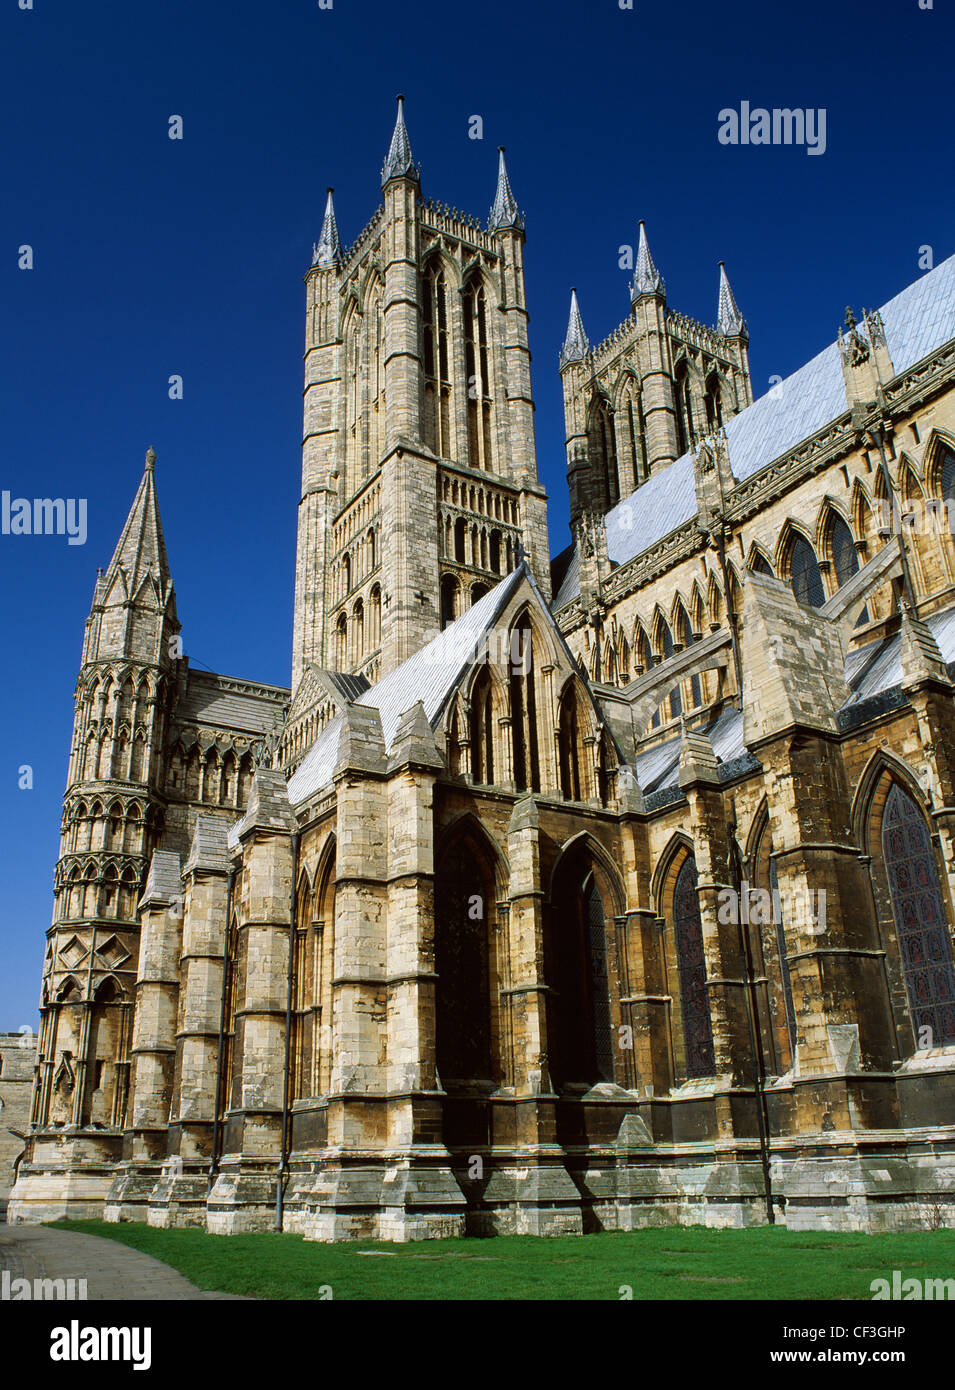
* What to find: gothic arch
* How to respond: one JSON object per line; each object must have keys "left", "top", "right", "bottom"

{"left": 859, "top": 766, "right": 955, "bottom": 1051}
{"left": 433, "top": 817, "right": 503, "bottom": 1094}
{"left": 548, "top": 830, "right": 627, "bottom": 919}
{"left": 924, "top": 427, "right": 955, "bottom": 496}
{"left": 815, "top": 495, "right": 853, "bottom": 554}
{"left": 651, "top": 830, "right": 695, "bottom": 916}
{"left": 777, "top": 521, "right": 825, "bottom": 609}
{"left": 545, "top": 835, "right": 620, "bottom": 1090}
{"left": 658, "top": 837, "right": 716, "bottom": 1081}
{"left": 743, "top": 795, "right": 771, "bottom": 868}
{"left": 851, "top": 747, "right": 926, "bottom": 848}
{"left": 746, "top": 541, "right": 774, "bottom": 575}
{"left": 438, "top": 812, "right": 510, "bottom": 897}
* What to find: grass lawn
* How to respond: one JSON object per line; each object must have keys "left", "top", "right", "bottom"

{"left": 51, "top": 1219, "right": 955, "bottom": 1300}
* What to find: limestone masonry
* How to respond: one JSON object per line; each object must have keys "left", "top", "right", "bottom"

{"left": 9, "top": 99, "right": 955, "bottom": 1237}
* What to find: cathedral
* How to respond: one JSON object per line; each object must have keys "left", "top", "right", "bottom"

{"left": 10, "top": 98, "right": 955, "bottom": 1238}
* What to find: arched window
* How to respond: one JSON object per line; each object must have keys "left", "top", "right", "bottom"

{"left": 588, "top": 398, "right": 618, "bottom": 511}
{"left": 469, "top": 667, "right": 495, "bottom": 786}
{"left": 434, "top": 829, "right": 494, "bottom": 1086}
{"left": 370, "top": 585, "right": 381, "bottom": 649}
{"left": 547, "top": 849, "right": 615, "bottom": 1089}
{"left": 291, "top": 851, "right": 334, "bottom": 1103}
{"left": 454, "top": 517, "right": 466, "bottom": 563}
{"left": 658, "top": 619, "right": 682, "bottom": 720}
{"left": 751, "top": 820, "right": 797, "bottom": 1073}
{"left": 882, "top": 783, "right": 955, "bottom": 1046}
{"left": 509, "top": 619, "right": 540, "bottom": 793}
{"left": 678, "top": 608, "right": 702, "bottom": 710}
{"left": 463, "top": 280, "right": 493, "bottom": 471}
{"left": 829, "top": 511, "right": 868, "bottom": 624}
{"left": 558, "top": 684, "right": 584, "bottom": 801}
{"left": 336, "top": 614, "right": 347, "bottom": 669}
{"left": 423, "top": 263, "right": 452, "bottom": 457}
{"left": 789, "top": 534, "right": 825, "bottom": 608}
{"left": 674, "top": 361, "right": 695, "bottom": 457}
{"left": 470, "top": 581, "right": 489, "bottom": 605}
{"left": 704, "top": 370, "right": 722, "bottom": 431}
{"left": 940, "top": 446, "right": 955, "bottom": 534}
{"left": 440, "top": 574, "right": 458, "bottom": 630}
{"left": 830, "top": 514, "right": 859, "bottom": 589}
{"left": 749, "top": 551, "right": 773, "bottom": 576}
{"left": 672, "top": 856, "right": 716, "bottom": 1078}
{"left": 489, "top": 529, "right": 501, "bottom": 574}
{"left": 635, "top": 626, "right": 660, "bottom": 730}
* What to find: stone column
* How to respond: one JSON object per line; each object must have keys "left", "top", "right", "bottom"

{"left": 104, "top": 850, "right": 182, "bottom": 1223}
{"left": 379, "top": 702, "right": 466, "bottom": 1239}
{"left": 207, "top": 770, "right": 296, "bottom": 1234}
{"left": 484, "top": 795, "right": 581, "bottom": 1236}
{"left": 149, "top": 817, "right": 231, "bottom": 1227}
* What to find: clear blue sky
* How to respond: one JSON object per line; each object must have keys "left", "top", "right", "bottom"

{"left": 1, "top": 0, "right": 952, "bottom": 1023}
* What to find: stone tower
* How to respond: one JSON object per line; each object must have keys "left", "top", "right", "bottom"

{"left": 27, "top": 450, "right": 180, "bottom": 1180}
{"left": 559, "top": 223, "right": 753, "bottom": 527}
{"left": 291, "top": 99, "right": 551, "bottom": 693}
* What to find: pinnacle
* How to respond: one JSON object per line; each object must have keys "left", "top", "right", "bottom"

{"left": 488, "top": 147, "right": 524, "bottom": 233}
{"left": 381, "top": 94, "right": 418, "bottom": 188}
{"left": 312, "top": 187, "right": 343, "bottom": 269}
{"left": 631, "top": 221, "right": 665, "bottom": 301}
{"left": 560, "top": 288, "right": 590, "bottom": 369}
{"left": 717, "top": 261, "right": 746, "bottom": 337}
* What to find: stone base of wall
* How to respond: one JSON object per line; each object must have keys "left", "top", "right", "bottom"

{"left": 12, "top": 1132, "right": 955, "bottom": 1237}
{"left": 6, "top": 1130, "right": 122, "bottom": 1224}
{"left": 102, "top": 1162, "right": 166, "bottom": 1223}
{"left": 206, "top": 1161, "right": 282, "bottom": 1234}
{"left": 283, "top": 1156, "right": 468, "bottom": 1242}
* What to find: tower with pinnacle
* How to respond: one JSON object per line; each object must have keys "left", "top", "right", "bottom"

{"left": 559, "top": 221, "right": 753, "bottom": 528}
{"left": 291, "top": 98, "right": 550, "bottom": 694}
{"left": 31, "top": 449, "right": 180, "bottom": 1145}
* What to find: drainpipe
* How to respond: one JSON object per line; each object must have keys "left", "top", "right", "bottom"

{"left": 208, "top": 864, "right": 236, "bottom": 1195}
{"left": 276, "top": 831, "right": 300, "bottom": 1232}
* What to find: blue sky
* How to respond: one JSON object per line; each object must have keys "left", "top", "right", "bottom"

{"left": 1, "top": 0, "right": 952, "bottom": 1022}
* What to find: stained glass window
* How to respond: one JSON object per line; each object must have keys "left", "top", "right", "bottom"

{"left": 882, "top": 783, "right": 955, "bottom": 1047}
{"left": 673, "top": 856, "right": 716, "bottom": 1077}
{"left": 941, "top": 446, "right": 955, "bottom": 536}
{"left": 789, "top": 535, "right": 825, "bottom": 609}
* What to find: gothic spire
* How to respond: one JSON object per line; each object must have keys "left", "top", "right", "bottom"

{"left": 312, "top": 188, "right": 343, "bottom": 269}
{"left": 488, "top": 147, "right": 524, "bottom": 232}
{"left": 630, "top": 221, "right": 665, "bottom": 301}
{"left": 717, "top": 261, "right": 746, "bottom": 337}
{"left": 560, "top": 288, "right": 590, "bottom": 368}
{"left": 103, "top": 447, "right": 172, "bottom": 594}
{"left": 380, "top": 94, "right": 418, "bottom": 188}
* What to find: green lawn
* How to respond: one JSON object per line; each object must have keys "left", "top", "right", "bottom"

{"left": 51, "top": 1219, "right": 955, "bottom": 1300}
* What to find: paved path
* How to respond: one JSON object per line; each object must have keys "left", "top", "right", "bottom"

{"left": 0, "top": 1223, "right": 247, "bottom": 1300}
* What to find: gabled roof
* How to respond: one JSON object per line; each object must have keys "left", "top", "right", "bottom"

{"left": 553, "top": 252, "right": 955, "bottom": 609}
{"left": 288, "top": 568, "right": 527, "bottom": 805}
